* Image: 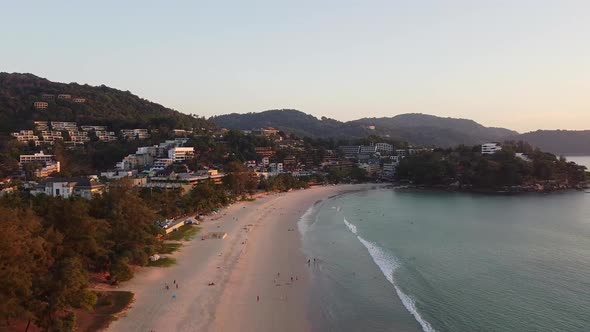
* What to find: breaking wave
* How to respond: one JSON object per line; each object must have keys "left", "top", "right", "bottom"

{"left": 343, "top": 218, "right": 436, "bottom": 332}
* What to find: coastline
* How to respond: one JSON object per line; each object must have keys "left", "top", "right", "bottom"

{"left": 107, "top": 183, "right": 381, "bottom": 332}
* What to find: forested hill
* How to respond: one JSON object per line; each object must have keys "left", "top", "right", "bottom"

{"left": 511, "top": 130, "right": 590, "bottom": 155}
{"left": 211, "top": 110, "right": 519, "bottom": 147}
{"left": 0, "top": 72, "right": 211, "bottom": 132}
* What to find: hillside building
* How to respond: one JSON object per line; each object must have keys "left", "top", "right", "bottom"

{"left": 168, "top": 147, "right": 194, "bottom": 162}
{"left": 33, "top": 101, "right": 48, "bottom": 110}
{"left": 482, "top": 143, "right": 502, "bottom": 155}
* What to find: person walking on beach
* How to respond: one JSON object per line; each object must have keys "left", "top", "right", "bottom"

{"left": 176, "top": 283, "right": 179, "bottom": 289}
{"left": 257, "top": 295, "right": 260, "bottom": 302}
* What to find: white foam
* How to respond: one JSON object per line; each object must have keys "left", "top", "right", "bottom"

{"left": 344, "top": 218, "right": 436, "bottom": 332}
{"left": 298, "top": 205, "right": 316, "bottom": 236}
{"left": 343, "top": 217, "right": 357, "bottom": 234}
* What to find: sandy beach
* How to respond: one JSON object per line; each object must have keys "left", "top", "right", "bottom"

{"left": 107, "top": 184, "right": 376, "bottom": 332}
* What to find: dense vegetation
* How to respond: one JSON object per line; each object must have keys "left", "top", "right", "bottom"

{"left": 396, "top": 142, "right": 588, "bottom": 190}
{"left": 211, "top": 110, "right": 518, "bottom": 147}
{"left": 0, "top": 178, "right": 233, "bottom": 331}
{"left": 0, "top": 72, "right": 212, "bottom": 132}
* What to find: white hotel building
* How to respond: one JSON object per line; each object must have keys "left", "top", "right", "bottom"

{"left": 482, "top": 143, "right": 502, "bottom": 155}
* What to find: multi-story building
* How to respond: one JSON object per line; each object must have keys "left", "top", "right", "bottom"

{"left": 34, "top": 121, "right": 49, "bottom": 131}
{"left": 51, "top": 121, "right": 78, "bottom": 131}
{"left": 482, "top": 143, "right": 502, "bottom": 155}
{"left": 81, "top": 125, "right": 107, "bottom": 132}
{"left": 11, "top": 130, "right": 39, "bottom": 143}
{"left": 68, "top": 130, "right": 90, "bottom": 144}
{"left": 41, "top": 94, "right": 55, "bottom": 100}
{"left": 72, "top": 98, "right": 86, "bottom": 103}
{"left": 251, "top": 127, "right": 280, "bottom": 137}
{"left": 121, "top": 129, "right": 150, "bottom": 140}
{"left": 34, "top": 162, "right": 61, "bottom": 178}
{"left": 95, "top": 131, "right": 117, "bottom": 142}
{"left": 340, "top": 146, "right": 361, "bottom": 158}
{"left": 358, "top": 163, "right": 381, "bottom": 177}
{"left": 168, "top": 147, "right": 194, "bottom": 162}
{"left": 255, "top": 147, "right": 274, "bottom": 158}
{"left": 151, "top": 158, "right": 174, "bottom": 171}
{"left": 32, "top": 177, "right": 104, "bottom": 199}
{"left": 172, "top": 129, "right": 192, "bottom": 136}
{"left": 375, "top": 143, "right": 394, "bottom": 154}
{"left": 41, "top": 130, "right": 63, "bottom": 141}
{"left": 19, "top": 151, "right": 56, "bottom": 164}
{"left": 382, "top": 162, "right": 397, "bottom": 178}
{"left": 33, "top": 101, "right": 49, "bottom": 110}
{"left": 57, "top": 94, "right": 71, "bottom": 100}
{"left": 359, "top": 145, "right": 377, "bottom": 154}
{"left": 395, "top": 149, "right": 408, "bottom": 157}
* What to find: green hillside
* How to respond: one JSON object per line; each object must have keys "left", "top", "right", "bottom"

{"left": 0, "top": 72, "right": 211, "bottom": 132}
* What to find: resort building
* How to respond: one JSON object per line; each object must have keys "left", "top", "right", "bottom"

{"left": 34, "top": 121, "right": 49, "bottom": 131}
{"left": 151, "top": 158, "right": 174, "bottom": 171}
{"left": 68, "top": 130, "right": 90, "bottom": 144}
{"left": 121, "top": 129, "right": 150, "bottom": 140}
{"left": 51, "top": 121, "right": 78, "bottom": 131}
{"left": 168, "top": 147, "right": 194, "bottom": 162}
{"left": 340, "top": 145, "right": 361, "bottom": 158}
{"left": 95, "top": 131, "right": 117, "bottom": 142}
{"left": 57, "top": 94, "right": 71, "bottom": 100}
{"left": 251, "top": 127, "right": 280, "bottom": 137}
{"left": 32, "top": 177, "right": 105, "bottom": 199}
{"left": 72, "top": 98, "right": 86, "bottom": 103}
{"left": 482, "top": 143, "right": 502, "bottom": 155}
{"left": 34, "top": 162, "right": 61, "bottom": 178}
{"left": 358, "top": 163, "right": 381, "bottom": 177}
{"left": 172, "top": 129, "right": 192, "bottom": 136}
{"left": 12, "top": 130, "right": 39, "bottom": 143}
{"left": 19, "top": 151, "right": 56, "bottom": 164}
{"left": 255, "top": 146, "right": 274, "bottom": 158}
{"left": 375, "top": 143, "right": 394, "bottom": 154}
{"left": 359, "top": 145, "right": 377, "bottom": 154}
{"left": 41, "top": 94, "right": 55, "bottom": 100}
{"left": 81, "top": 125, "right": 107, "bottom": 132}
{"left": 33, "top": 101, "right": 48, "bottom": 110}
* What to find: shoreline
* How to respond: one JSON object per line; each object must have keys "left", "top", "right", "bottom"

{"left": 107, "top": 183, "right": 381, "bottom": 332}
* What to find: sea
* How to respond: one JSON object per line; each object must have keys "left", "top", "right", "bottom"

{"left": 299, "top": 187, "right": 590, "bottom": 332}
{"left": 566, "top": 155, "right": 590, "bottom": 170}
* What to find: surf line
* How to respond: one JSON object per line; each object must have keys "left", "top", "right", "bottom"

{"left": 343, "top": 217, "right": 436, "bottom": 332}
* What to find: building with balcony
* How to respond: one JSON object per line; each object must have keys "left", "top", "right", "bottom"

{"left": 375, "top": 143, "right": 394, "bottom": 154}
{"left": 121, "top": 129, "right": 150, "bottom": 140}
{"left": 168, "top": 147, "right": 194, "bottom": 162}
{"left": 33, "top": 101, "right": 48, "bottom": 110}
{"left": 72, "top": 98, "right": 86, "bottom": 103}
{"left": 19, "top": 151, "right": 56, "bottom": 164}
{"left": 255, "top": 146, "right": 274, "bottom": 158}
{"left": 57, "top": 94, "right": 71, "bottom": 100}
{"left": 482, "top": 143, "right": 502, "bottom": 155}
{"left": 51, "top": 121, "right": 78, "bottom": 131}
{"left": 81, "top": 125, "right": 107, "bottom": 132}
{"left": 34, "top": 121, "right": 49, "bottom": 130}
{"left": 12, "top": 130, "right": 39, "bottom": 143}
{"left": 34, "top": 162, "right": 61, "bottom": 178}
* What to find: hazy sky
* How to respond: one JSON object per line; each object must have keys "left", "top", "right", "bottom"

{"left": 2, "top": 0, "right": 589, "bottom": 132}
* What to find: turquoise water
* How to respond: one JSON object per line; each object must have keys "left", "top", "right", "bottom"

{"left": 301, "top": 189, "right": 590, "bottom": 331}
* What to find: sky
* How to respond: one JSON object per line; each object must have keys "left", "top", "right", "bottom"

{"left": 2, "top": 0, "right": 589, "bottom": 133}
